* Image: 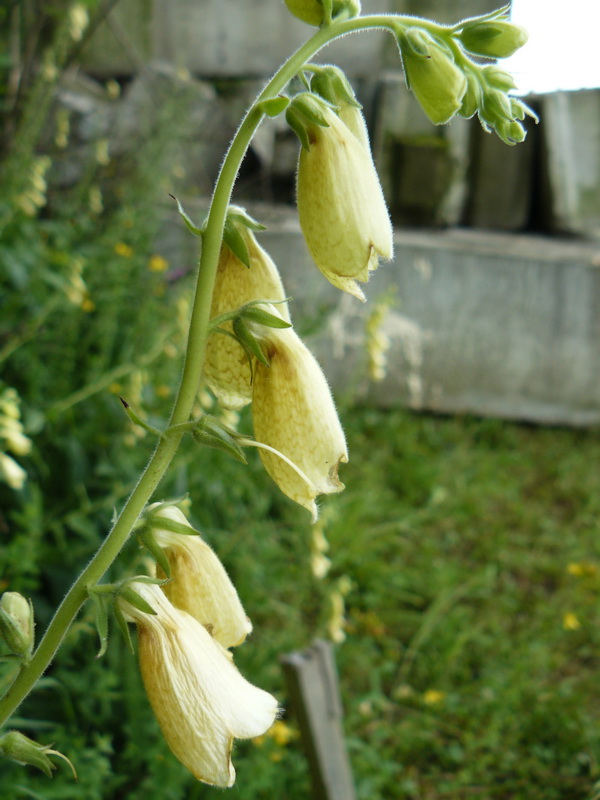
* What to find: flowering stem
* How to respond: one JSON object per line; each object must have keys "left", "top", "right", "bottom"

{"left": 0, "top": 11, "right": 424, "bottom": 729}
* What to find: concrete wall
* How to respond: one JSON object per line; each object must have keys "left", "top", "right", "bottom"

{"left": 161, "top": 201, "right": 600, "bottom": 425}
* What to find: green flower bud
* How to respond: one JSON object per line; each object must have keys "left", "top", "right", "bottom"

{"left": 0, "top": 731, "right": 76, "bottom": 779}
{"left": 0, "top": 592, "right": 34, "bottom": 659}
{"left": 458, "top": 71, "right": 482, "bottom": 119}
{"left": 481, "top": 65, "right": 517, "bottom": 92}
{"left": 284, "top": 0, "right": 360, "bottom": 27}
{"left": 459, "top": 20, "right": 528, "bottom": 59}
{"left": 399, "top": 29, "right": 467, "bottom": 125}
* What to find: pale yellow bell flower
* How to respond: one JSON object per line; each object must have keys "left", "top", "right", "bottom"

{"left": 123, "top": 583, "right": 278, "bottom": 788}
{"left": 297, "top": 106, "right": 393, "bottom": 301}
{"left": 252, "top": 328, "right": 347, "bottom": 521}
{"left": 148, "top": 504, "right": 252, "bottom": 648}
{"left": 204, "top": 226, "right": 290, "bottom": 410}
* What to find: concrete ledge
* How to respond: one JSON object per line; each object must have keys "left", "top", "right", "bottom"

{"left": 162, "top": 202, "right": 600, "bottom": 425}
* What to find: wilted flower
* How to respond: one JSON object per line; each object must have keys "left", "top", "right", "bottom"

{"left": 296, "top": 104, "right": 393, "bottom": 301}
{"left": 252, "top": 327, "right": 347, "bottom": 520}
{"left": 398, "top": 28, "right": 467, "bottom": 125}
{"left": 205, "top": 216, "right": 290, "bottom": 410}
{"left": 122, "top": 582, "right": 278, "bottom": 787}
{"left": 147, "top": 504, "right": 252, "bottom": 648}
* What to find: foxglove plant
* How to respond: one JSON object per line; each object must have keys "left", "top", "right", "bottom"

{"left": 0, "top": 0, "right": 533, "bottom": 785}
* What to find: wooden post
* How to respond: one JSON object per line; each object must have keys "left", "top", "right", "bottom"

{"left": 280, "top": 640, "right": 357, "bottom": 800}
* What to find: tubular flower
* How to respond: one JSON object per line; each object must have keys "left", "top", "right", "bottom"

{"left": 204, "top": 226, "right": 290, "bottom": 410}
{"left": 252, "top": 327, "right": 348, "bottom": 521}
{"left": 122, "top": 583, "right": 278, "bottom": 788}
{"left": 296, "top": 106, "right": 393, "bottom": 301}
{"left": 149, "top": 504, "right": 252, "bottom": 648}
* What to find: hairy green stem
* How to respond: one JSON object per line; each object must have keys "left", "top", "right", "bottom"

{"left": 0, "top": 11, "right": 421, "bottom": 729}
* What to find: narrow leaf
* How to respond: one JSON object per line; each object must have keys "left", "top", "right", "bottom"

{"left": 169, "top": 194, "right": 204, "bottom": 236}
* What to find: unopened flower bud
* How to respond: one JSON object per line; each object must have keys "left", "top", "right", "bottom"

{"left": 295, "top": 103, "right": 393, "bottom": 300}
{"left": 122, "top": 583, "right": 278, "bottom": 787}
{"left": 458, "top": 71, "right": 482, "bottom": 119}
{"left": 0, "top": 731, "right": 73, "bottom": 778}
{"left": 252, "top": 328, "right": 348, "bottom": 521}
{"left": 147, "top": 504, "right": 252, "bottom": 648}
{"left": 459, "top": 20, "right": 528, "bottom": 59}
{"left": 0, "top": 592, "right": 34, "bottom": 659}
{"left": 399, "top": 28, "right": 467, "bottom": 125}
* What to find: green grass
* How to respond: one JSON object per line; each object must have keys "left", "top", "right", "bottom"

{"left": 327, "top": 411, "right": 600, "bottom": 800}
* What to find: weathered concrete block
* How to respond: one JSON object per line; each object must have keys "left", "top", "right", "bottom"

{"left": 372, "top": 72, "right": 471, "bottom": 226}
{"left": 541, "top": 89, "right": 600, "bottom": 238}
{"left": 159, "top": 200, "right": 600, "bottom": 426}
{"left": 82, "top": 0, "right": 391, "bottom": 79}
{"left": 464, "top": 106, "right": 537, "bottom": 231}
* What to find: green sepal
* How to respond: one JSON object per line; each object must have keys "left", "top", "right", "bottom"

{"left": 451, "top": 3, "right": 511, "bottom": 31}
{"left": 223, "top": 217, "right": 251, "bottom": 268}
{"left": 192, "top": 415, "right": 248, "bottom": 464}
{"left": 286, "top": 92, "right": 332, "bottom": 151}
{"left": 145, "top": 514, "right": 198, "bottom": 538}
{"left": 399, "top": 27, "right": 435, "bottom": 59}
{"left": 169, "top": 194, "right": 204, "bottom": 237}
{"left": 227, "top": 205, "right": 267, "bottom": 232}
{"left": 113, "top": 603, "right": 135, "bottom": 655}
{"left": 258, "top": 96, "right": 290, "bottom": 117}
{"left": 87, "top": 590, "right": 110, "bottom": 659}
{"left": 309, "top": 65, "right": 361, "bottom": 110}
{"left": 233, "top": 317, "right": 269, "bottom": 366}
{"left": 118, "top": 587, "right": 157, "bottom": 617}
{"left": 138, "top": 530, "right": 172, "bottom": 580}
{"left": 241, "top": 304, "right": 292, "bottom": 329}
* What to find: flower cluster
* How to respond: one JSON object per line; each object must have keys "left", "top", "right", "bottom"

{"left": 121, "top": 504, "right": 278, "bottom": 787}
{"left": 0, "top": 385, "right": 32, "bottom": 491}
{"left": 394, "top": 6, "right": 536, "bottom": 145}
{"left": 206, "top": 206, "right": 348, "bottom": 520}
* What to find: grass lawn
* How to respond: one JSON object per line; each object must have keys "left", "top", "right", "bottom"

{"left": 323, "top": 410, "right": 600, "bottom": 800}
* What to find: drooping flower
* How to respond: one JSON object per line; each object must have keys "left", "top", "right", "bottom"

{"left": 204, "top": 213, "right": 290, "bottom": 410}
{"left": 296, "top": 104, "right": 393, "bottom": 301}
{"left": 147, "top": 504, "right": 252, "bottom": 648}
{"left": 252, "top": 327, "right": 348, "bottom": 521}
{"left": 122, "top": 582, "right": 278, "bottom": 787}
